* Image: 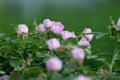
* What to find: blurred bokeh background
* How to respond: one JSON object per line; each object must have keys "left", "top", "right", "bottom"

{"left": 0, "top": 0, "right": 120, "bottom": 34}
{"left": 0, "top": 0, "right": 120, "bottom": 56}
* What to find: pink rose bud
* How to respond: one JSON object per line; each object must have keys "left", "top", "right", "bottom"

{"left": 17, "top": 24, "right": 28, "bottom": 35}
{"left": 46, "top": 57, "right": 62, "bottom": 71}
{"left": 51, "top": 22, "right": 64, "bottom": 34}
{"left": 62, "top": 31, "right": 76, "bottom": 40}
{"left": 71, "top": 48, "right": 85, "bottom": 64}
{"left": 66, "top": 61, "right": 69, "bottom": 64}
{"left": 27, "top": 60, "right": 31, "bottom": 66}
{"left": 46, "top": 38, "right": 60, "bottom": 51}
{"left": 82, "top": 28, "right": 94, "bottom": 42}
{"left": 117, "top": 17, "right": 120, "bottom": 28}
{"left": 78, "top": 38, "right": 91, "bottom": 48}
{"left": 38, "top": 23, "right": 46, "bottom": 32}
{"left": 75, "top": 75, "right": 91, "bottom": 80}
{"left": 43, "top": 19, "right": 53, "bottom": 28}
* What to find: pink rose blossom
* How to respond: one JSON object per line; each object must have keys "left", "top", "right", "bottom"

{"left": 38, "top": 23, "right": 46, "bottom": 32}
{"left": 43, "top": 19, "right": 53, "bottom": 28}
{"left": 46, "top": 57, "right": 62, "bottom": 71}
{"left": 75, "top": 75, "right": 91, "bottom": 80}
{"left": 46, "top": 38, "right": 60, "bottom": 51}
{"left": 71, "top": 48, "right": 85, "bottom": 64}
{"left": 117, "top": 17, "right": 120, "bottom": 28}
{"left": 78, "top": 38, "right": 91, "bottom": 48}
{"left": 17, "top": 24, "right": 28, "bottom": 35}
{"left": 82, "top": 28, "right": 94, "bottom": 42}
{"left": 62, "top": 31, "right": 76, "bottom": 40}
{"left": 51, "top": 22, "right": 64, "bottom": 34}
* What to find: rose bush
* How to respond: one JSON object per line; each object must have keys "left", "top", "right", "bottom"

{"left": 0, "top": 17, "right": 120, "bottom": 80}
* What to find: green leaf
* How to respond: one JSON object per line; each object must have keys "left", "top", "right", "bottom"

{"left": 51, "top": 72, "right": 62, "bottom": 80}
{"left": 36, "top": 52, "right": 43, "bottom": 58}
{"left": 95, "top": 33, "right": 108, "bottom": 39}
{"left": 62, "top": 38, "right": 77, "bottom": 45}
{"left": 0, "top": 70, "right": 5, "bottom": 75}
{"left": 9, "top": 58, "right": 21, "bottom": 68}
{"left": 63, "top": 76, "right": 74, "bottom": 80}
{"left": 93, "top": 42, "right": 107, "bottom": 48}
{"left": 85, "top": 48, "right": 92, "bottom": 55}
{"left": 117, "top": 38, "right": 120, "bottom": 42}
{"left": 24, "top": 67, "right": 43, "bottom": 77}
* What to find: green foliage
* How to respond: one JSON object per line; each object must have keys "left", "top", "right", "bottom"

{"left": 0, "top": 18, "right": 120, "bottom": 80}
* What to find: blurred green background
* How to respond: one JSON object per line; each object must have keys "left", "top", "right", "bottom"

{"left": 0, "top": 0, "right": 120, "bottom": 57}
{"left": 0, "top": 0, "right": 120, "bottom": 34}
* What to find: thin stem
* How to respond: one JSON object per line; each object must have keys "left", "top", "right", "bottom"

{"left": 109, "top": 49, "right": 119, "bottom": 74}
{"left": 76, "top": 34, "right": 84, "bottom": 42}
{"left": 20, "top": 36, "right": 26, "bottom": 61}
{"left": 85, "top": 32, "right": 108, "bottom": 35}
{"left": 21, "top": 36, "right": 26, "bottom": 79}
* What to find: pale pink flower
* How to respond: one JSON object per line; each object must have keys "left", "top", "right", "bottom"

{"left": 82, "top": 28, "right": 94, "bottom": 42}
{"left": 43, "top": 19, "right": 53, "bottom": 28}
{"left": 46, "top": 38, "right": 60, "bottom": 51}
{"left": 75, "top": 75, "right": 91, "bottom": 80}
{"left": 46, "top": 57, "right": 62, "bottom": 71}
{"left": 117, "top": 17, "right": 120, "bottom": 28}
{"left": 38, "top": 23, "right": 46, "bottom": 32}
{"left": 71, "top": 48, "right": 85, "bottom": 64}
{"left": 78, "top": 38, "right": 91, "bottom": 48}
{"left": 62, "top": 31, "right": 76, "bottom": 40}
{"left": 51, "top": 22, "right": 64, "bottom": 34}
{"left": 0, "top": 76, "right": 2, "bottom": 80}
{"left": 17, "top": 24, "right": 28, "bottom": 35}
{"left": 0, "top": 75, "right": 10, "bottom": 80}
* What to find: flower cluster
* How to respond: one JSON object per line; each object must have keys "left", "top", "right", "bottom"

{"left": 1, "top": 17, "right": 120, "bottom": 80}
{"left": 37, "top": 19, "right": 64, "bottom": 34}
{"left": 15, "top": 19, "right": 94, "bottom": 80}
